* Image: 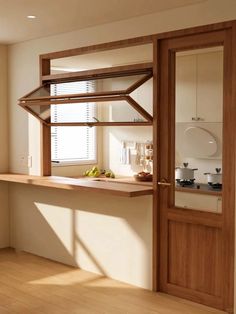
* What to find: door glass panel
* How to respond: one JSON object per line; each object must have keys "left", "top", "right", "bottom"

{"left": 174, "top": 46, "right": 223, "bottom": 213}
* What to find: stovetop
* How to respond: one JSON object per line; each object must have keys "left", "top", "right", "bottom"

{"left": 176, "top": 179, "right": 195, "bottom": 187}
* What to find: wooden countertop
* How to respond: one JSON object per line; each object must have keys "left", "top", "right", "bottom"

{"left": 0, "top": 174, "right": 153, "bottom": 197}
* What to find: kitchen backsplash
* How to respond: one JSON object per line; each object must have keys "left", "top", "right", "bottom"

{"left": 176, "top": 122, "right": 222, "bottom": 184}
{"left": 102, "top": 126, "right": 152, "bottom": 176}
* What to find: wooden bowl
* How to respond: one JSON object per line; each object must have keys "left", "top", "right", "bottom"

{"left": 134, "top": 174, "right": 153, "bottom": 182}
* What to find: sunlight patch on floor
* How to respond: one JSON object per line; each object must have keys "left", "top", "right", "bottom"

{"left": 27, "top": 268, "right": 119, "bottom": 287}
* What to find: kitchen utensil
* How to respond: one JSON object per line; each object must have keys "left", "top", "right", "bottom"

{"left": 120, "top": 141, "right": 126, "bottom": 164}
{"left": 204, "top": 168, "right": 222, "bottom": 186}
{"left": 175, "top": 162, "right": 198, "bottom": 181}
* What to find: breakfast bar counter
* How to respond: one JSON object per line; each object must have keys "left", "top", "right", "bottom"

{"left": 0, "top": 174, "right": 153, "bottom": 197}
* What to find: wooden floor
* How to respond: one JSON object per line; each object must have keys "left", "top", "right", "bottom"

{"left": 0, "top": 248, "right": 226, "bottom": 314}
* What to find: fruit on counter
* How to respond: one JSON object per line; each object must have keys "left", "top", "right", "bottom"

{"left": 84, "top": 167, "right": 115, "bottom": 178}
{"left": 105, "top": 170, "right": 115, "bottom": 178}
{"left": 84, "top": 166, "right": 100, "bottom": 177}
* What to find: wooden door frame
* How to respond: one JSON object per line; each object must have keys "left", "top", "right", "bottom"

{"left": 155, "top": 23, "right": 236, "bottom": 312}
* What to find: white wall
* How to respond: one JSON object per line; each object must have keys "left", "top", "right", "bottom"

{"left": 0, "top": 45, "right": 9, "bottom": 248}
{"left": 9, "top": 183, "right": 152, "bottom": 289}
{"left": 7, "top": 0, "right": 236, "bottom": 292}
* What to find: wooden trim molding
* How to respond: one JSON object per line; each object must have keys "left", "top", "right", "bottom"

{"left": 40, "top": 58, "right": 51, "bottom": 176}
{"left": 40, "top": 124, "right": 51, "bottom": 176}
{"left": 39, "top": 20, "right": 234, "bottom": 63}
{"left": 126, "top": 72, "right": 153, "bottom": 94}
{"left": 40, "top": 36, "right": 154, "bottom": 60}
{"left": 125, "top": 96, "right": 153, "bottom": 122}
{"left": 48, "top": 122, "right": 152, "bottom": 127}
{"left": 152, "top": 38, "right": 160, "bottom": 292}
{"left": 42, "top": 62, "right": 153, "bottom": 83}
{"left": 20, "top": 89, "right": 127, "bottom": 102}
{"left": 221, "top": 22, "right": 236, "bottom": 313}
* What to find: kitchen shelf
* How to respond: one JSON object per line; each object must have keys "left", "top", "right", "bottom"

{"left": 0, "top": 174, "right": 153, "bottom": 197}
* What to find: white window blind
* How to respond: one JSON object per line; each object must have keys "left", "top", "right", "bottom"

{"left": 51, "top": 81, "right": 97, "bottom": 164}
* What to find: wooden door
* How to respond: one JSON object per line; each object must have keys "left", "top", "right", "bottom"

{"left": 157, "top": 28, "right": 235, "bottom": 312}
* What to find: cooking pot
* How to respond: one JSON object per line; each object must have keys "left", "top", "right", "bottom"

{"left": 175, "top": 163, "right": 198, "bottom": 181}
{"left": 204, "top": 168, "right": 222, "bottom": 185}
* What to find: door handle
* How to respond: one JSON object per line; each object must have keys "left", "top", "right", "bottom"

{"left": 158, "top": 179, "right": 171, "bottom": 187}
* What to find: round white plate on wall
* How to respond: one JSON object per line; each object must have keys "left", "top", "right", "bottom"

{"left": 183, "top": 126, "right": 217, "bottom": 158}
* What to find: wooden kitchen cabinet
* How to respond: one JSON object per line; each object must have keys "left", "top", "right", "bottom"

{"left": 175, "top": 190, "right": 222, "bottom": 213}
{"left": 176, "top": 50, "right": 223, "bottom": 123}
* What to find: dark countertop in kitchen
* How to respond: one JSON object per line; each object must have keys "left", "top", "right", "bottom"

{"left": 175, "top": 182, "right": 222, "bottom": 196}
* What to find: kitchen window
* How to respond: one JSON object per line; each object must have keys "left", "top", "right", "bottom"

{"left": 51, "top": 81, "right": 97, "bottom": 165}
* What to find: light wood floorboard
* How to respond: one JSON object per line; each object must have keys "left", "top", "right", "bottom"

{"left": 0, "top": 248, "right": 226, "bottom": 314}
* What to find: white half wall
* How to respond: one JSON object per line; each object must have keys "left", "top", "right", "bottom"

{"left": 9, "top": 183, "right": 152, "bottom": 289}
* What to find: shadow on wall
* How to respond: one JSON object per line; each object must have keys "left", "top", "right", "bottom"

{"left": 10, "top": 184, "right": 152, "bottom": 289}
{"left": 71, "top": 209, "right": 107, "bottom": 276}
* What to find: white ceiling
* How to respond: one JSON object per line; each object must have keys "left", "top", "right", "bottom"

{"left": 0, "top": 0, "right": 205, "bottom": 44}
